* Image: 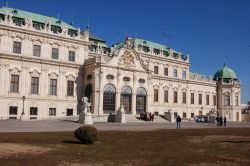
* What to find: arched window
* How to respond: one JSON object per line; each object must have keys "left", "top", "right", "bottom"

{"left": 103, "top": 84, "right": 116, "bottom": 114}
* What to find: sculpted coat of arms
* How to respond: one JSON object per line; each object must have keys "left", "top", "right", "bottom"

{"left": 118, "top": 50, "right": 135, "bottom": 68}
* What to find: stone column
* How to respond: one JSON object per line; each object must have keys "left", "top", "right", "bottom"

{"left": 98, "top": 72, "right": 104, "bottom": 115}
{"left": 131, "top": 75, "right": 137, "bottom": 115}
{"left": 115, "top": 71, "right": 121, "bottom": 113}
{"left": 146, "top": 76, "right": 152, "bottom": 112}
{"left": 4, "top": 65, "right": 10, "bottom": 95}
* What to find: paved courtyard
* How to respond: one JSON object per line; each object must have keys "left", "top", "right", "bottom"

{"left": 0, "top": 117, "right": 250, "bottom": 132}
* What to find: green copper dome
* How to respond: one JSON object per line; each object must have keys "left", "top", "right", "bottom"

{"left": 213, "top": 63, "right": 237, "bottom": 81}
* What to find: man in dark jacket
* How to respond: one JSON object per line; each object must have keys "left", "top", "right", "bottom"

{"left": 176, "top": 115, "right": 182, "bottom": 130}
{"left": 223, "top": 116, "right": 227, "bottom": 127}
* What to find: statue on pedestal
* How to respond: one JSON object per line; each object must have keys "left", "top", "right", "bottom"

{"left": 79, "top": 97, "right": 93, "bottom": 124}
{"left": 116, "top": 105, "right": 126, "bottom": 123}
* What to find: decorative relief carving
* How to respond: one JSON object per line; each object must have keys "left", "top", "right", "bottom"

{"left": 29, "top": 70, "right": 40, "bottom": 77}
{"left": 48, "top": 72, "right": 59, "bottom": 79}
{"left": 118, "top": 50, "right": 135, "bottom": 68}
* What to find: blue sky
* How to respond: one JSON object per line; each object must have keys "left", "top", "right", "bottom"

{"left": 3, "top": 0, "right": 250, "bottom": 103}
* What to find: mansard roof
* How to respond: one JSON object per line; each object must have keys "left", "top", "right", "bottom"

{"left": 0, "top": 7, "right": 77, "bottom": 31}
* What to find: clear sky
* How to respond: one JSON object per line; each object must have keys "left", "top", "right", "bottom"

{"left": 2, "top": 0, "right": 250, "bottom": 103}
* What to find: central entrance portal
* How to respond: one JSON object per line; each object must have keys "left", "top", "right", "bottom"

{"left": 120, "top": 86, "right": 132, "bottom": 114}
{"left": 136, "top": 87, "right": 147, "bottom": 114}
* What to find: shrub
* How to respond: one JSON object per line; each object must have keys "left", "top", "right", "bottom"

{"left": 74, "top": 126, "right": 97, "bottom": 144}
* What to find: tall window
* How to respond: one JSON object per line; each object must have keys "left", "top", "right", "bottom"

{"left": 182, "top": 71, "right": 187, "bottom": 79}
{"left": 164, "top": 90, "right": 168, "bottom": 103}
{"left": 9, "top": 106, "right": 18, "bottom": 115}
{"left": 224, "top": 95, "right": 230, "bottom": 106}
{"left": 235, "top": 96, "right": 239, "bottom": 106}
{"left": 213, "top": 95, "right": 217, "bottom": 106}
{"left": 67, "top": 80, "right": 74, "bottom": 96}
{"left": 173, "top": 69, "right": 178, "bottom": 78}
{"left": 164, "top": 68, "right": 168, "bottom": 76}
{"left": 182, "top": 92, "right": 186, "bottom": 104}
{"left": 10, "top": 75, "right": 19, "bottom": 93}
{"left": 191, "top": 93, "right": 194, "bottom": 104}
{"left": 49, "top": 108, "right": 56, "bottom": 116}
{"left": 33, "top": 45, "right": 41, "bottom": 57}
{"left": 13, "top": 41, "right": 21, "bottom": 54}
{"left": 49, "top": 79, "right": 57, "bottom": 95}
{"left": 31, "top": 77, "right": 39, "bottom": 94}
{"left": 52, "top": 48, "right": 59, "bottom": 59}
{"left": 174, "top": 91, "right": 178, "bottom": 103}
{"left": 154, "top": 66, "right": 158, "bottom": 75}
{"left": 206, "top": 94, "right": 209, "bottom": 105}
{"left": 199, "top": 94, "right": 202, "bottom": 105}
{"left": 30, "top": 107, "right": 38, "bottom": 115}
{"left": 154, "top": 89, "right": 158, "bottom": 102}
{"left": 69, "top": 51, "right": 75, "bottom": 62}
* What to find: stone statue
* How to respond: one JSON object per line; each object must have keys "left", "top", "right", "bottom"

{"left": 79, "top": 97, "right": 93, "bottom": 124}
{"left": 116, "top": 105, "right": 126, "bottom": 123}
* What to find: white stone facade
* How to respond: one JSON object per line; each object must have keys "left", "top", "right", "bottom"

{"left": 0, "top": 7, "right": 242, "bottom": 121}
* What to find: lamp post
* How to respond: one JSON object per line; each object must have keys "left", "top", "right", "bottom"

{"left": 20, "top": 96, "right": 25, "bottom": 120}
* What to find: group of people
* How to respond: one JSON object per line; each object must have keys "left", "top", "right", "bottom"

{"left": 216, "top": 116, "right": 227, "bottom": 126}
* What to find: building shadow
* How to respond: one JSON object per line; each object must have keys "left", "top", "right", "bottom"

{"left": 62, "top": 140, "right": 81, "bottom": 144}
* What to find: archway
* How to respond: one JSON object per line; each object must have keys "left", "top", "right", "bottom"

{"left": 120, "top": 86, "right": 132, "bottom": 114}
{"left": 85, "top": 84, "right": 92, "bottom": 102}
{"left": 136, "top": 87, "right": 147, "bottom": 114}
{"left": 103, "top": 84, "right": 116, "bottom": 114}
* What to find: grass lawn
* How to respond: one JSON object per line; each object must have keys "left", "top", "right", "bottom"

{"left": 0, "top": 128, "right": 250, "bottom": 166}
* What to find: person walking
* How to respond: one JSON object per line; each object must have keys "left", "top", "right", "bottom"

{"left": 219, "top": 116, "right": 223, "bottom": 126}
{"left": 223, "top": 116, "right": 227, "bottom": 127}
{"left": 176, "top": 115, "right": 182, "bottom": 130}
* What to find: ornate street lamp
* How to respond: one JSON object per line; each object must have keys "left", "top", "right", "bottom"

{"left": 20, "top": 96, "right": 25, "bottom": 120}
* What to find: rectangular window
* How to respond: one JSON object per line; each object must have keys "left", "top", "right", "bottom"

{"left": 206, "top": 94, "right": 209, "bottom": 105}
{"left": 213, "top": 95, "right": 217, "bottom": 106}
{"left": 153, "top": 48, "right": 160, "bottom": 55}
{"left": 52, "top": 48, "right": 59, "bottom": 59}
{"left": 164, "top": 90, "right": 168, "bottom": 103}
{"left": 183, "top": 112, "right": 186, "bottom": 118}
{"left": 199, "top": 94, "right": 202, "bottom": 105}
{"left": 13, "top": 41, "right": 21, "bottom": 54}
{"left": 182, "top": 71, "right": 187, "bottom": 79}
{"left": 224, "top": 95, "right": 230, "bottom": 106}
{"left": 182, "top": 92, "right": 186, "bottom": 104}
{"left": 33, "top": 45, "right": 41, "bottom": 57}
{"left": 174, "top": 91, "right": 178, "bottom": 103}
{"left": 173, "top": 69, "right": 178, "bottom": 78}
{"left": 67, "top": 80, "right": 74, "bottom": 96}
{"left": 154, "top": 89, "right": 158, "bottom": 102}
{"left": 49, "top": 108, "right": 56, "bottom": 116}
{"left": 31, "top": 77, "right": 39, "bottom": 94}
{"left": 66, "top": 109, "right": 73, "bottom": 116}
{"left": 191, "top": 93, "right": 194, "bottom": 104}
{"left": 10, "top": 75, "right": 19, "bottom": 93}
{"left": 235, "top": 96, "right": 239, "bottom": 106}
{"left": 9, "top": 106, "right": 18, "bottom": 115}
{"left": 69, "top": 51, "right": 75, "bottom": 62}
{"left": 143, "top": 46, "right": 149, "bottom": 52}
{"left": 30, "top": 107, "right": 38, "bottom": 115}
{"left": 191, "top": 113, "right": 194, "bottom": 118}
{"left": 154, "top": 66, "right": 158, "bottom": 74}
{"left": 164, "top": 68, "right": 168, "bottom": 76}
{"left": 49, "top": 79, "right": 57, "bottom": 95}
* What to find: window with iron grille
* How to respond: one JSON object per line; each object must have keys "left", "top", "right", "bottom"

{"left": 49, "top": 79, "right": 57, "bottom": 95}
{"left": 49, "top": 108, "right": 56, "bottom": 116}
{"left": 30, "top": 107, "right": 38, "bottom": 115}
{"left": 33, "top": 45, "right": 41, "bottom": 57}
{"left": 52, "top": 48, "right": 59, "bottom": 59}
{"left": 31, "top": 77, "right": 39, "bottom": 94}
{"left": 9, "top": 106, "right": 18, "bottom": 115}
{"left": 13, "top": 41, "right": 21, "bottom": 54}
{"left": 206, "top": 94, "right": 209, "bottom": 105}
{"left": 199, "top": 94, "right": 202, "bottom": 105}
{"left": 67, "top": 80, "right": 74, "bottom": 96}
{"left": 69, "top": 51, "right": 75, "bottom": 62}
{"left": 191, "top": 93, "right": 195, "bottom": 104}
{"left": 10, "top": 75, "right": 19, "bottom": 93}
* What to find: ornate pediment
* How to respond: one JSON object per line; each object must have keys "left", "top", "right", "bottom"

{"left": 118, "top": 50, "right": 135, "bottom": 68}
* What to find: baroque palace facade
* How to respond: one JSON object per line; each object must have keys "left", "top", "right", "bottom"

{"left": 0, "top": 7, "right": 242, "bottom": 121}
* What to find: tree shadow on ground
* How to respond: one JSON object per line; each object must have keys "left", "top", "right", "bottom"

{"left": 62, "top": 140, "right": 81, "bottom": 144}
